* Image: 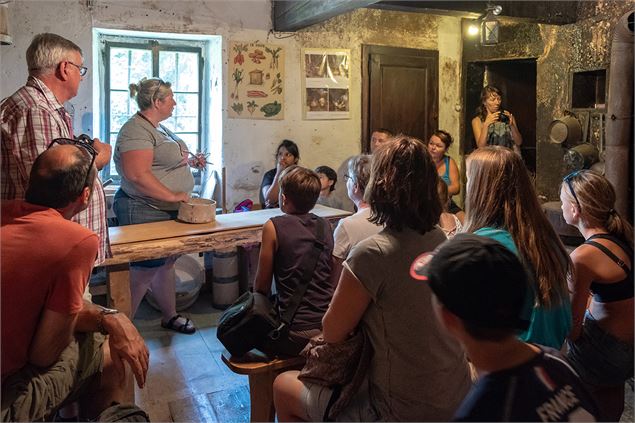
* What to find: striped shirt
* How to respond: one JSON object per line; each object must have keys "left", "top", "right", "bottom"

{"left": 1, "top": 76, "right": 110, "bottom": 265}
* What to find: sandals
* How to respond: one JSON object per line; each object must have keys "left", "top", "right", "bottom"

{"left": 161, "top": 314, "right": 196, "bottom": 334}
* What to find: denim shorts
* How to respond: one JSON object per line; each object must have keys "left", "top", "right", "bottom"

{"left": 566, "top": 311, "right": 634, "bottom": 387}
{"left": 113, "top": 189, "right": 178, "bottom": 268}
{"left": 1, "top": 333, "right": 105, "bottom": 422}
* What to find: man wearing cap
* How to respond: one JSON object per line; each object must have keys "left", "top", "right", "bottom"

{"left": 411, "top": 233, "right": 599, "bottom": 421}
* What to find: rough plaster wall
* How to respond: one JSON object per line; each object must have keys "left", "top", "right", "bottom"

{"left": 298, "top": 8, "right": 463, "bottom": 201}
{"left": 0, "top": 2, "right": 462, "bottom": 208}
{"left": 536, "top": 0, "right": 634, "bottom": 200}
{"left": 463, "top": 0, "right": 633, "bottom": 201}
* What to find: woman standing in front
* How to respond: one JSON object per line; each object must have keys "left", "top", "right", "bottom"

{"left": 471, "top": 85, "right": 522, "bottom": 151}
{"left": 561, "top": 170, "right": 633, "bottom": 422}
{"left": 113, "top": 77, "right": 199, "bottom": 334}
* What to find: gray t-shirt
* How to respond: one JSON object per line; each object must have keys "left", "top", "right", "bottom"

{"left": 344, "top": 227, "right": 472, "bottom": 421}
{"left": 332, "top": 207, "right": 382, "bottom": 260}
{"left": 114, "top": 114, "right": 194, "bottom": 210}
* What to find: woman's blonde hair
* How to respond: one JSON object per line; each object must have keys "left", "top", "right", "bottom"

{"left": 561, "top": 170, "right": 633, "bottom": 247}
{"left": 464, "top": 146, "right": 570, "bottom": 307}
{"left": 129, "top": 77, "right": 172, "bottom": 111}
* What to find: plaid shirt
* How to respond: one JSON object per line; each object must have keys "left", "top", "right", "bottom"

{"left": 1, "top": 76, "right": 110, "bottom": 265}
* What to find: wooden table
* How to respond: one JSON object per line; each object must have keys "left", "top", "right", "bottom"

{"left": 100, "top": 204, "right": 350, "bottom": 316}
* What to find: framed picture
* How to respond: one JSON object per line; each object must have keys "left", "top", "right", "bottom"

{"left": 228, "top": 41, "right": 284, "bottom": 120}
{"left": 302, "top": 48, "right": 350, "bottom": 120}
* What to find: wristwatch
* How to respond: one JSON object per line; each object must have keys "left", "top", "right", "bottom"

{"left": 97, "top": 307, "right": 119, "bottom": 335}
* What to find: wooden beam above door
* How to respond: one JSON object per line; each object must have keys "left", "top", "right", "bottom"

{"left": 273, "top": 0, "right": 380, "bottom": 32}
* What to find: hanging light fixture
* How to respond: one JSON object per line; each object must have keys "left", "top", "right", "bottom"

{"left": 481, "top": 3, "right": 502, "bottom": 46}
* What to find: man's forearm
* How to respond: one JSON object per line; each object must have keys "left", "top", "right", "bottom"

{"left": 74, "top": 300, "right": 105, "bottom": 333}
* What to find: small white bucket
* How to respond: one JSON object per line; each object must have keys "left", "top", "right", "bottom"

{"left": 211, "top": 248, "right": 239, "bottom": 309}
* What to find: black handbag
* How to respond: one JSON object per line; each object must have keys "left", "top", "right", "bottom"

{"left": 217, "top": 217, "right": 326, "bottom": 357}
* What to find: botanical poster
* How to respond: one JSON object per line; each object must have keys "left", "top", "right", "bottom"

{"left": 228, "top": 41, "right": 284, "bottom": 120}
{"left": 302, "top": 48, "right": 350, "bottom": 120}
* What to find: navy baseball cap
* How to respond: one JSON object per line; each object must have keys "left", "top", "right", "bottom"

{"left": 410, "top": 233, "right": 530, "bottom": 330}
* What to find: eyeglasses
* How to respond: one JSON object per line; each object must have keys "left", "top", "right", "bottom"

{"left": 344, "top": 174, "right": 352, "bottom": 181}
{"left": 66, "top": 61, "right": 88, "bottom": 77}
{"left": 47, "top": 137, "right": 97, "bottom": 188}
{"left": 563, "top": 171, "right": 582, "bottom": 211}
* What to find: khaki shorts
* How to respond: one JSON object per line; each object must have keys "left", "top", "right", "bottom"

{"left": 1, "top": 332, "right": 105, "bottom": 422}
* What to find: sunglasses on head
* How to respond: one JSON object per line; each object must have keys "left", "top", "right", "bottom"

{"left": 563, "top": 170, "right": 582, "bottom": 211}
{"left": 47, "top": 137, "right": 97, "bottom": 188}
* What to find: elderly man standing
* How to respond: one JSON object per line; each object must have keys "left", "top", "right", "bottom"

{"left": 1, "top": 32, "right": 111, "bottom": 265}
{"left": 1, "top": 143, "right": 149, "bottom": 421}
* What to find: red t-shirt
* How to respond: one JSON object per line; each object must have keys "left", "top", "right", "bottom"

{"left": 1, "top": 200, "right": 98, "bottom": 378}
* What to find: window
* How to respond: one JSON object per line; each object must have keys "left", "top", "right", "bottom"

{"left": 96, "top": 30, "right": 221, "bottom": 181}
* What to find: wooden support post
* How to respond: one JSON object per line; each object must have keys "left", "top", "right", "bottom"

{"left": 106, "top": 262, "right": 134, "bottom": 402}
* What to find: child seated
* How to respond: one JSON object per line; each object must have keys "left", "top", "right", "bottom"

{"left": 254, "top": 166, "right": 334, "bottom": 356}
{"left": 413, "top": 234, "right": 600, "bottom": 421}
{"left": 437, "top": 180, "right": 463, "bottom": 239}
{"left": 315, "top": 165, "right": 345, "bottom": 210}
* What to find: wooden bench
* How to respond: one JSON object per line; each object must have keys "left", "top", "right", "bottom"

{"left": 221, "top": 350, "right": 305, "bottom": 422}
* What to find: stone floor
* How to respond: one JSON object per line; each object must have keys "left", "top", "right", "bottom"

{"left": 132, "top": 291, "right": 249, "bottom": 422}
{"left": 123, "top": 291, "right": 635, "bottom": 422}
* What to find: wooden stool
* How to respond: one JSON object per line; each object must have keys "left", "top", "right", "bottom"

{"left": 221, "top": 350, "right": 305, "bottom": 422}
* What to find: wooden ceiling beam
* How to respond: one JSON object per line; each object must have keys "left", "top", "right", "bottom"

{"left": 370, "top": 1, "right": 578, "bottom": 25}
{"left": 273, "top": 0, "right": 380, "bottom": 32}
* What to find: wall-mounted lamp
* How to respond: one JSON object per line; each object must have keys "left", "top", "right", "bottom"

{"left": 467, "top": 23, "right": 480, "bottom": 36}
{"left": 480, "top": 4, "right": 502, "bottom": 46}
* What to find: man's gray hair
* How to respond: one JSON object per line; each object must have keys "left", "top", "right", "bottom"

{"left": 26, "top": 33, "right": 82, "bottom": 76}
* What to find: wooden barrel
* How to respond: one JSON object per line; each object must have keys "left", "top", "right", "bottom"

{"left": 211, "top": 248, "right": 240, "bottom": 309}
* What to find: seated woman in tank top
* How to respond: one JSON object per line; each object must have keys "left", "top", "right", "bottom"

{"left": 254, "top": 166, "right": 334, "bottom": 357}
{"left": 427, "top": 130, "right": 462, "bottom": 216}
{"left": 560, "top": 170, "right": 633, "bottom": 422}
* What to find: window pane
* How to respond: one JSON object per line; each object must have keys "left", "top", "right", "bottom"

{"left": 130, "top": 49, "right": 153, "bottom": 83}
{"left": 110, "top": 91, "right": 137, "bottom": 131}
{"left": 110, "top": 48, "right": 130, "bottom": 90}
{"left": 109, "top": 133, "right": 119, "bottom": 176}
{"left": 160, "top": 51, "right": 199, "bottom": 92}
{"left": 175, "top": 117, "right": 198, "bottom": 133}
{"left": 175, "top": 93, "right": 198, "bottom": 118}
{"left": 162, "top": 117, "right": 176, "bottom": 130}
{"left": 159, "top": 51, "right": 177, "bottom": 87}
{"left": 177, "top": 133, "right": 199, "bottom": 155}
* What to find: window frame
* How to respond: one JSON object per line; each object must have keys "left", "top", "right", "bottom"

{"left": 102, "top": 38, "right": 204, "bottom": 180}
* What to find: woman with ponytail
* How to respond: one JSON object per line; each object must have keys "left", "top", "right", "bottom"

{"left": 560, "top": 170, "right": 633, "bottom": 421}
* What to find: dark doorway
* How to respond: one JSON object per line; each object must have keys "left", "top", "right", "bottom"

{"left": 362, "top": 45, "right": 438, "bottom": 151}
{"left": 465, "top": 59, "right": 537, "bottom": 174}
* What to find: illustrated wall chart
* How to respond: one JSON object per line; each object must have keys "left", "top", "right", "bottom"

{"left": 228, "top": 41, "right": 284, "bottom": 120}
{"left": 302, "top": 48, "right": 350, "bottom": 120}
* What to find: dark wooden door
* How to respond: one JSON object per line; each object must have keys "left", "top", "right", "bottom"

{"left": 362, "top": 45, "right": 438, "bottom": 151}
